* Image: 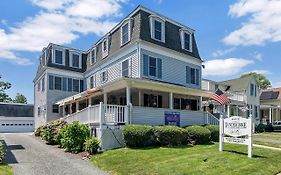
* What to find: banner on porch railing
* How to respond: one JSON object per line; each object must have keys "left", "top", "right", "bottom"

{"left": 219, "top": 116, "right": 253, "bottom": 158}
{"left": 164, "top": 111, "right": 180, "bottom": 126}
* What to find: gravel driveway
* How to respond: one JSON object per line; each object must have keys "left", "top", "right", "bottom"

{"left": 1, "top": 133, "right": 108, "bottom": 175}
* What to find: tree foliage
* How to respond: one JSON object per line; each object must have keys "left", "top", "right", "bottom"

{"left": 13, "top": 93, "right": 27, "bottom": 104}
{"left": 241, "top": 72, "right": 271, "bottom": 89}
{"left": 0, "top": 75, "right": 12, "bottom": 102}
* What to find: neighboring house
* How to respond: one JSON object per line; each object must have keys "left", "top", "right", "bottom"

{"left": 260, "top": 88, "right": 281, "bottom": 124}
{"left": 34, "top": 5, "right": 218, "bottom": 149}
{"left": 202, "top": 75, "right": 260, "bottom": 123}
{"left": 0, "top": 103, "right": 34, "bottom": 133}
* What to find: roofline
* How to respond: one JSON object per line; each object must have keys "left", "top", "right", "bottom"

{"left": 0, "top": 102, "right": 34, "bottom": 106}
{"left": 48, "top": 43, "right": 86, "bottom": 53}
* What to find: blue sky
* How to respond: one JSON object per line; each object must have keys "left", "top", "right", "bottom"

{"left": 0, "top": 0, "right": 280, "bottom": 103}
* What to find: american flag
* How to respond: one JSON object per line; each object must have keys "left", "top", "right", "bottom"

{"left": 211, "top": 89, "right": 230, "bottom": 105}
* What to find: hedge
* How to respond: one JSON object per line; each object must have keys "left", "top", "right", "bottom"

{"left": 154, "top": 126, "right": 188, "bottom": 146}
{"left": 255, "top": 123, "right": 265, "bottom": 133}
{"left": 205, "top": 125, "right": 219, "bottom": 142}
{"left": 185, "top": 126, "right": 211, "bottom": 144}
{"left": 123, "top": 124, "right": 155, "bottom": 147}
{"left": 0, "top": 142, "right": 5, "bottom": 163}
{"left": 84, "top": 137, "right": 100, "bottom": 154}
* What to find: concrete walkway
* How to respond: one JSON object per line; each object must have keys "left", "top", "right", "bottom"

{"left": 1, "top": 133, "right": 108, "bottom": 175}
{"left": 254, "top": 137, "right": 281, "bottom": 144}
{"left": 253, "top": 144, "right": 281, "bottom": 151}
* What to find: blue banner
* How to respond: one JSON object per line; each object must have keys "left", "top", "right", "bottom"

{"left": 165, "top": 111, "right": 180, "bottom": 126}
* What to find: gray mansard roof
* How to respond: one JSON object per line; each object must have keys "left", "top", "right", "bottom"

{"left": 34, "top": 5, "right": 201, "bottom": 80}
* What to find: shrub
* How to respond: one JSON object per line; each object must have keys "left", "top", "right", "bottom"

{"left": 205, "top": 125, "right": 219, "bottom": 142}
{"left": 154, "top": 126, "right": 188, "bottom": 146}
{"left": 41, "top": 119, "right": 67, "bottom": 145}
{"left": 84, "top": 137, "right": 100, "bottom": 154}
{"left": 60, "top": 121, "right": 90, "bottom": 153}
{"left": 34, "top": 125, "right": 43, "bottom": 137}
{"left": 265, "top": 124, "right": 274, "bottom": 132}
{"left": 123, "top": 124, "right": 155, "bottom": 147}
{"left": 185, "top": 126, "right": 211, "bottom": 144}
{"left": 255, "top": 123, "right": 265, "bottom": 133}
{"left": 0, "top": 142, "right": 6, "bottom": 163}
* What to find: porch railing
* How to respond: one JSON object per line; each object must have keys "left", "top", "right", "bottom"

{"left": 205, "top": 111, "right": 219, "bottom": 125}
{"left": 63, "top": 103, "right": 128, "bottom": 125}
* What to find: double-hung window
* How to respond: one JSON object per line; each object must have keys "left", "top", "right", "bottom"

{"left": 143, "top": 54, "right": 162, "bottom": 79}
{"left": 101, "top": 71, "right": 108, "bottom": 83}
{"left": 180, "top": 29, "right": 193, "bottom": 52}
{"left": 122, "top": 60, "right": 129, "bottom": 77}
{"left": 250, "top": 84, "right": 254, "bottom": 96}
{"left": 54, "top": 49, "right": 64, "bottom": 65}
{"left": 90, "top": 76, "right": 94, "bottom": 89}
{"left": 49, "top": 75, "right": 54, "bottom": 90}
{"left": 37, "top": 80, "right": 41, "bottom": 91}
{"left": 54, "top": 76, "right": 62, "bottom": 90}
{"left": 71, "top": 53, "right": 80, "bottom": 68}
{"left": 90, "top": 48, "right": 96, "bottom": 65}
{"left": 73, "top": 79, "right": 80, "bottom": 92}
{"left": 186, "top": 66, "right": 200, "bottom": 85}
{"left": 121, "top": 21, "right": 130, "bottom": 46}
{"left": 102, "top": 38, "right": 109, "bottom": 58}
{"left": 149, "top": 15, "right": 165, "bottom": 42}
{"left": 42, "top": 77, "right": 45, "bottom": 92}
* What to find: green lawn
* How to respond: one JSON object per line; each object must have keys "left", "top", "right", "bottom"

{"left": 91, "top": 143, "right": 281, "bottom": 175}
{"left": 0, "top": 164, "right": 13, "bottom": 175}
{"left": 254, "top": 132, "right": 281, "bottom": 141}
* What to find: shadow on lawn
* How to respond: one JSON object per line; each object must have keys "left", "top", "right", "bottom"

{"left": 224, "top": 149, "right": 267, "bottom": 158}
{"left": 128, "top": 142, "right": 215, "bottom": 150}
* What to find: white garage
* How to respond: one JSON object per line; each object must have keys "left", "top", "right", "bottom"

{"left": 0, "top": 103, "right": 34, "bottom": 133}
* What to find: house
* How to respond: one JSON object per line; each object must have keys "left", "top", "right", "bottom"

{"left": 201, "top": 75, "right": 260, "bottom": 124}
{"left": 0, "top": 103, "right": 34, "bottom": 133}
{"left": 260, "top": 88, "right": 281, "bottom": 124}
{"left": 33, "top": 5, "right": 218, "bottom": 149}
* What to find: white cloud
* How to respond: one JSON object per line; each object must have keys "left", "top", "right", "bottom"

{"left": 223, "top": 0, "right": 281, "bottom": 46}
{"left": 203, "top": 58, "right": 254, "bottom": 77}
{"left": 245, "top": 69, "right": 271, "bottom": 75}
{"left": 0, "top": 0, "right": 126, "bottom": 65}
{"left": 0, "top": 50, "right": 33, "bottom": 65}
{"left": 212, "top": 47, "right": 236, "bottom": 57}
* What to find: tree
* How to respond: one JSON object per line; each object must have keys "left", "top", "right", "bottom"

{"left": 241, "top": 72, "right": 271, "bottom": 89}
{"left": 13, "top": 93, "right": 27, "bottom": 104}
{"left": 0, "top": 75, "right": 12, "bottom": 102}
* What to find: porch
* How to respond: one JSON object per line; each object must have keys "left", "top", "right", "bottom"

{"left": 260, "top": 105, "right": 281, "bottom": 124}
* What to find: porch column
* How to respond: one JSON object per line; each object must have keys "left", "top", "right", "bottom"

{"left": 126, "top": 86, "right": 131, "bottom": 105}
{"left": 269, "top": 108, "right": 272, "bottom": 123}
{"left": 76, "top": 101, "right": 79, "bottom": 112}
{"left": 169, "top": 92, "right": 173, "bottom": 109}
{"left": 70, "top": 103, "right": 73, "bottom": 114}
{"left": 227, "top": 105, "right": 230, "bottom": 117}
{"left": 138, "top": 90, "right": 142, "bottom": 106}
{"left": 103, "top": 93, "right": 108, "bottom": 104}
{"left": 199, "top": 96, "right": 203, "bottom": 111}
{"left": 62, "top": 104, "right": 66, "bottom": 116}
{"left": 88, "top": 97, "right": 92, "bottom": 107}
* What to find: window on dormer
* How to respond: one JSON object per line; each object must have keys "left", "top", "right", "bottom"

{"left": 90, "top": 48, "right": 96, "bottom": 65}
{"left": 71, "top": 53, "right": 80, "bottom": 68}
{"left": 102, "top": 38, "right": 109, "bottom": 58}
{"left": 121, "top": 21, "right": 130, "bottom": 46}
{"left": 54, "top": 50, "right": 63, "bottom": 65}
{"left": 180, "top": 29, "right": 193, "bottom": 52}
{"left": 149, "top": 15, "right": 165, "bottom": 42}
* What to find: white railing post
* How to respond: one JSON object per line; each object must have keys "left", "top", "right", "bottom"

{"left": 88, "top": 105, "right": 91, "bottom": 123}
{"left": 219, "top": 114, "right": 224, "bottom": 151}
{"left": 99, "top": 102, "right": 104, "bottom": 128}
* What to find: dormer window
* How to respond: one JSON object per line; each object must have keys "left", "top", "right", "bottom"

{"left": 90, "top": 48, "right": 96, "bottom": 65}
{"left": 52, "top": 47, "right": 65, "bottom": 65}
{"left": 121, "top": 20, "right": 131, "bottom": 46}
{"left": 102, "top": 37, "right": 109, "bottom": 58}
{"left": 70, "top": 51, "right": 81, "bottom": 68}
{"left": 180, "top": 29, "right": 193, "bottom": 52}
{"left": 149, "top": 15, "right": 165, "bottom": 42}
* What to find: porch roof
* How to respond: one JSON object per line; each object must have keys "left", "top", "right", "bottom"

{"left": 56, "top": 78, "right": 214, "bottom": 105}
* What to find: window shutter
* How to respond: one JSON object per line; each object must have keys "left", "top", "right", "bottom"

{"left": 157, "top": 58, "right": 162, "bottom": 79}
{"left": 186, "top": 66, "right": 191, "bottom": 84}
{"left": 195, "top": 69, "right": 200, "bottom": 85}
{"left": 49, "top": 75, "right": 54, "bottom": 90}
{"left": 80, "top": 80, "right": 84, "bottom": 92}
{"left": 68, "top": 78, "right": 72, "bottom": 92}
{"left": 62, "top": 77, "right": 67, "bottom": 91}
{"left": 143, "top": 54, "right": 149, "bottom": 76}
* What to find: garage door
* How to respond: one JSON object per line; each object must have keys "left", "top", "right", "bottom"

{"left": 0, "top": 122, "right": 34, "bottom": 133}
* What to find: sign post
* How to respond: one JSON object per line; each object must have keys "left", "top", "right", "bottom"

{"left": 219, "top": 115, "right": 253, "bottom": 158}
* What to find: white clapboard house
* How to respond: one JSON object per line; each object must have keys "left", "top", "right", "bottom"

{"left": 33, "top": 6, "right": 219, "bottom": 149}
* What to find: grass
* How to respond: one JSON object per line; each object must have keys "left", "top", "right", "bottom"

{"left": 0, "top": 164, "right": 13, "bottom": 175}
{"left": 254, "top": 132, "right": 281, "bottom": 141}
{"left": 91, "top": 143, "right": 281, "bottom": 175}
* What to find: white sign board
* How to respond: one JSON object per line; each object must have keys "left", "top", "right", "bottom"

{"left": 219, "top": 116, "right": 253, "bottom": 158}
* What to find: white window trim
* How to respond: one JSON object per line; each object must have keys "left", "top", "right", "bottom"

{"left": 180, "top": 29, "right": 193, "bottom": 52}
{"left": 149, "top": 15, "right": 165, "bottom": 43}
{"left": 100, "top": 71, "right": 108, "bottom": 83}
{"left": 89, "top": 75, "right": 96, "bottom": 89}
{"left": 120, "top": 20, "right": 131, "bottom": 46}
{"left": 54, "top": 75, "right": 63, "bottom": 91}
{"left": 72, "top": 78, "right": 80, "bottom": 92}
{"left": 69, "top": 51, "right": 82, "bottom": 69}
{"left": 102, "top": 37, "right": 109, "bottom": 59}
{"left": 52, "top": 48, "right": 65, "bottom": 65}
{"left": 144, "top": 54, "right": 162, "bottom": 79}
{"left": 90, "top": 47, "right": 96, "bottom": 65}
